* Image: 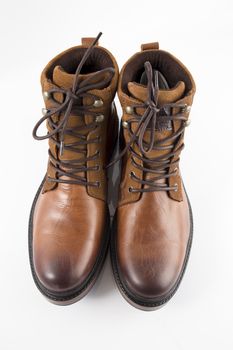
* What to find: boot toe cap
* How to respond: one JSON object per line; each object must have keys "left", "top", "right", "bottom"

{"left": 34, "top": 252, "right": 90, "bottom": 293}
{"left": 117, "top": 241, "right": 186, "bottom": 301}
{"left": 121, "top": 262, "right": 180, "bottom": 300}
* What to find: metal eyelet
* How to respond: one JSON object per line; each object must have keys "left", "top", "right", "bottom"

{"left": 128, "top": 186, "right": 133, "bottom": 192}
{"left": 122, "top": 121, "right": 129, "bottom": 128}
{"left": 181, "top": 105, "right": 186, "bottom": 113}
{"left": 93, "top": 99, "right": 103, "bottom": 108}
{"left": 95, "top": 114, "right": 104, "bottom": 123}
{"left": 42, "top": 108, "right": 48, "bottom": 116}
{"left": 174, "top": 167, "right": 178, "bottom": 173}
{"left": 43, "top": 91, "right": 50, "bottom": 100}
{"left": 95, "top": 165, "right": 100, "bottom": 171}
{"left": 181, "top": 104, "right": 191, "bottom": 113}
{"left": 174, "top": 183, "right": 178, "bottom": 192}
{"left": 96, "top": 181, "right": 101, "bottom": 188}
{"left": 185, "top": 119, "right": 191, "bottom": 127}
{"left": 130, "top": 171, "right": 136, "bottom": 178}
{"left": 125, "top": 106, "right": 134, "bottom": 115}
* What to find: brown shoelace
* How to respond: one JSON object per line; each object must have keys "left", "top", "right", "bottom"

{"left": 33, "top": 32, "right": 115, "bottom": 187}
{"left": 108, "top": 61, "right": 189, "bottom": 193}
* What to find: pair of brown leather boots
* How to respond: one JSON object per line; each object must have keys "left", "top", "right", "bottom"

{"left": 29, "top": 33, "right": 195, "bottom": 310}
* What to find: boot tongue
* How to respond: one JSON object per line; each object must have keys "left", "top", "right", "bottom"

{"left": 127, "top": 80, "right": 185, "bottom": 106}
{"left": 51, "top": 65, "right": 110, "bottom": 164}
{"left": 53, "top": 66, "right": 76, "bottom": 88}
{"left": 127, "top": 71, "right": 185, "bottom": 179}
{"left": 52, "top": 65, "right": 110, "bottom": 89}
{"left": 128, "top": 72, "right": 185, "bottom": 131}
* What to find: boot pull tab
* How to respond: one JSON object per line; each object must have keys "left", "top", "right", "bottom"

{"left": 141, "top": 42, "right": 159, "bottom": 51}
{"left": 82, "top": 37, "right": 100, "bottom": 46}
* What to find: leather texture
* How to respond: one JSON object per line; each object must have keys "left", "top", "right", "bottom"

{"left": 116, "top": 184, "right": 190, "bottom": 299}
{"left": 33, "top": 185, "right": 107, "bottom": 292}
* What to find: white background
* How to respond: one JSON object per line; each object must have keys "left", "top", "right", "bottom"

{"left": 0, "top": 0, "right": 233, "bottom": 349}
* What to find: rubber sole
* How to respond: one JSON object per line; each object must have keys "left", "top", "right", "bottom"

{"left": 110, "top": 189, "right": 193, "bottom": 311}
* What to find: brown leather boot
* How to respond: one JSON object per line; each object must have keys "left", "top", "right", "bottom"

{"left": 29, "top": 33, "right": 119, "bottom": 304}
{"left": 110, "top": 42, "right": 196, "bottom": 310}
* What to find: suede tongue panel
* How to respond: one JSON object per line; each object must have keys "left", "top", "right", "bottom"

{"left": 51, "top": 65, "right": 112, "bottom": 166}
{"left": 128, "top": 81, "right": 185, "bottom": 106}
{"left": 127, "top": 80, "right": 186, "bottom": 179}
{"left": 51, "top": 66, "right": 89, "bottom": 163}
{"left": 53, "top": 65, "right": 110, "bottom": 90}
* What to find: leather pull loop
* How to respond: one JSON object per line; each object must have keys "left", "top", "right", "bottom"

{"left": 141, "top": 42, "right": 159, "bottom": 51}
{"left": 82, "top": 37, "right": 99, "bottom": 46}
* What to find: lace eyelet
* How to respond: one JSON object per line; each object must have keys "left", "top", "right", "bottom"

{"left": 43, "top": 91, "right": 50, "bottom": 100}
{"left": 125, "top": 106, "right": 134, "bottom": 115}
{"left": 128, "top": 186, "right": 134, "bottom": 192}
{"left": 185, "top": 119, "right": 191, "bottom": 127}
{"left": 181, "top": 104, "right": 191, "bottom": 113}
{"left": 122, "top": 121, "right": 129, "bottom": 128}
{"left": 96, "top": 181, "right": 101, "bottom": 188}
{"left": 93, "top": 99, "right": 103, "bottom": 108}
{"left": 174, "top": 183, "right": 178, "bottom": 192}
{"left": 96, "top": 165, "right": 100, "bottom": 171}
{"left": 130, "top": 171, "right": 136, "bottom": 178}
{"left": 95, "top": 114, "right": 104, "bottom": 123}
{"left": 42, "top": 108, "right": 48, "bottom": 116}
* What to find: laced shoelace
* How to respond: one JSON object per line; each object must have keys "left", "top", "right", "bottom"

{"left": 33, "top": 32, "right": 115, "bottom": 187}
{"left": 108, "top": 61, "right": 190, "bottom": 193}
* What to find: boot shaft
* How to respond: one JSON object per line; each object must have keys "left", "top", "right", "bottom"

{"left": 33, "top": 34, "right": 119, "bottom": 201}
{"left": 117, "top": 42, "right": 195, "bottom": 205}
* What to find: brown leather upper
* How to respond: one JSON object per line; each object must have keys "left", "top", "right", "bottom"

{"left": 33, "top": 185, "right": 107, "bottom": 292}
{"left": 116, "top": 184, "right": 190, "bottom": 298}
{"left": 32, "top": 36, "right": 119, "bottom": 294}
{"left": 115, "top": 43, "right": 196, "bottom": 301}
